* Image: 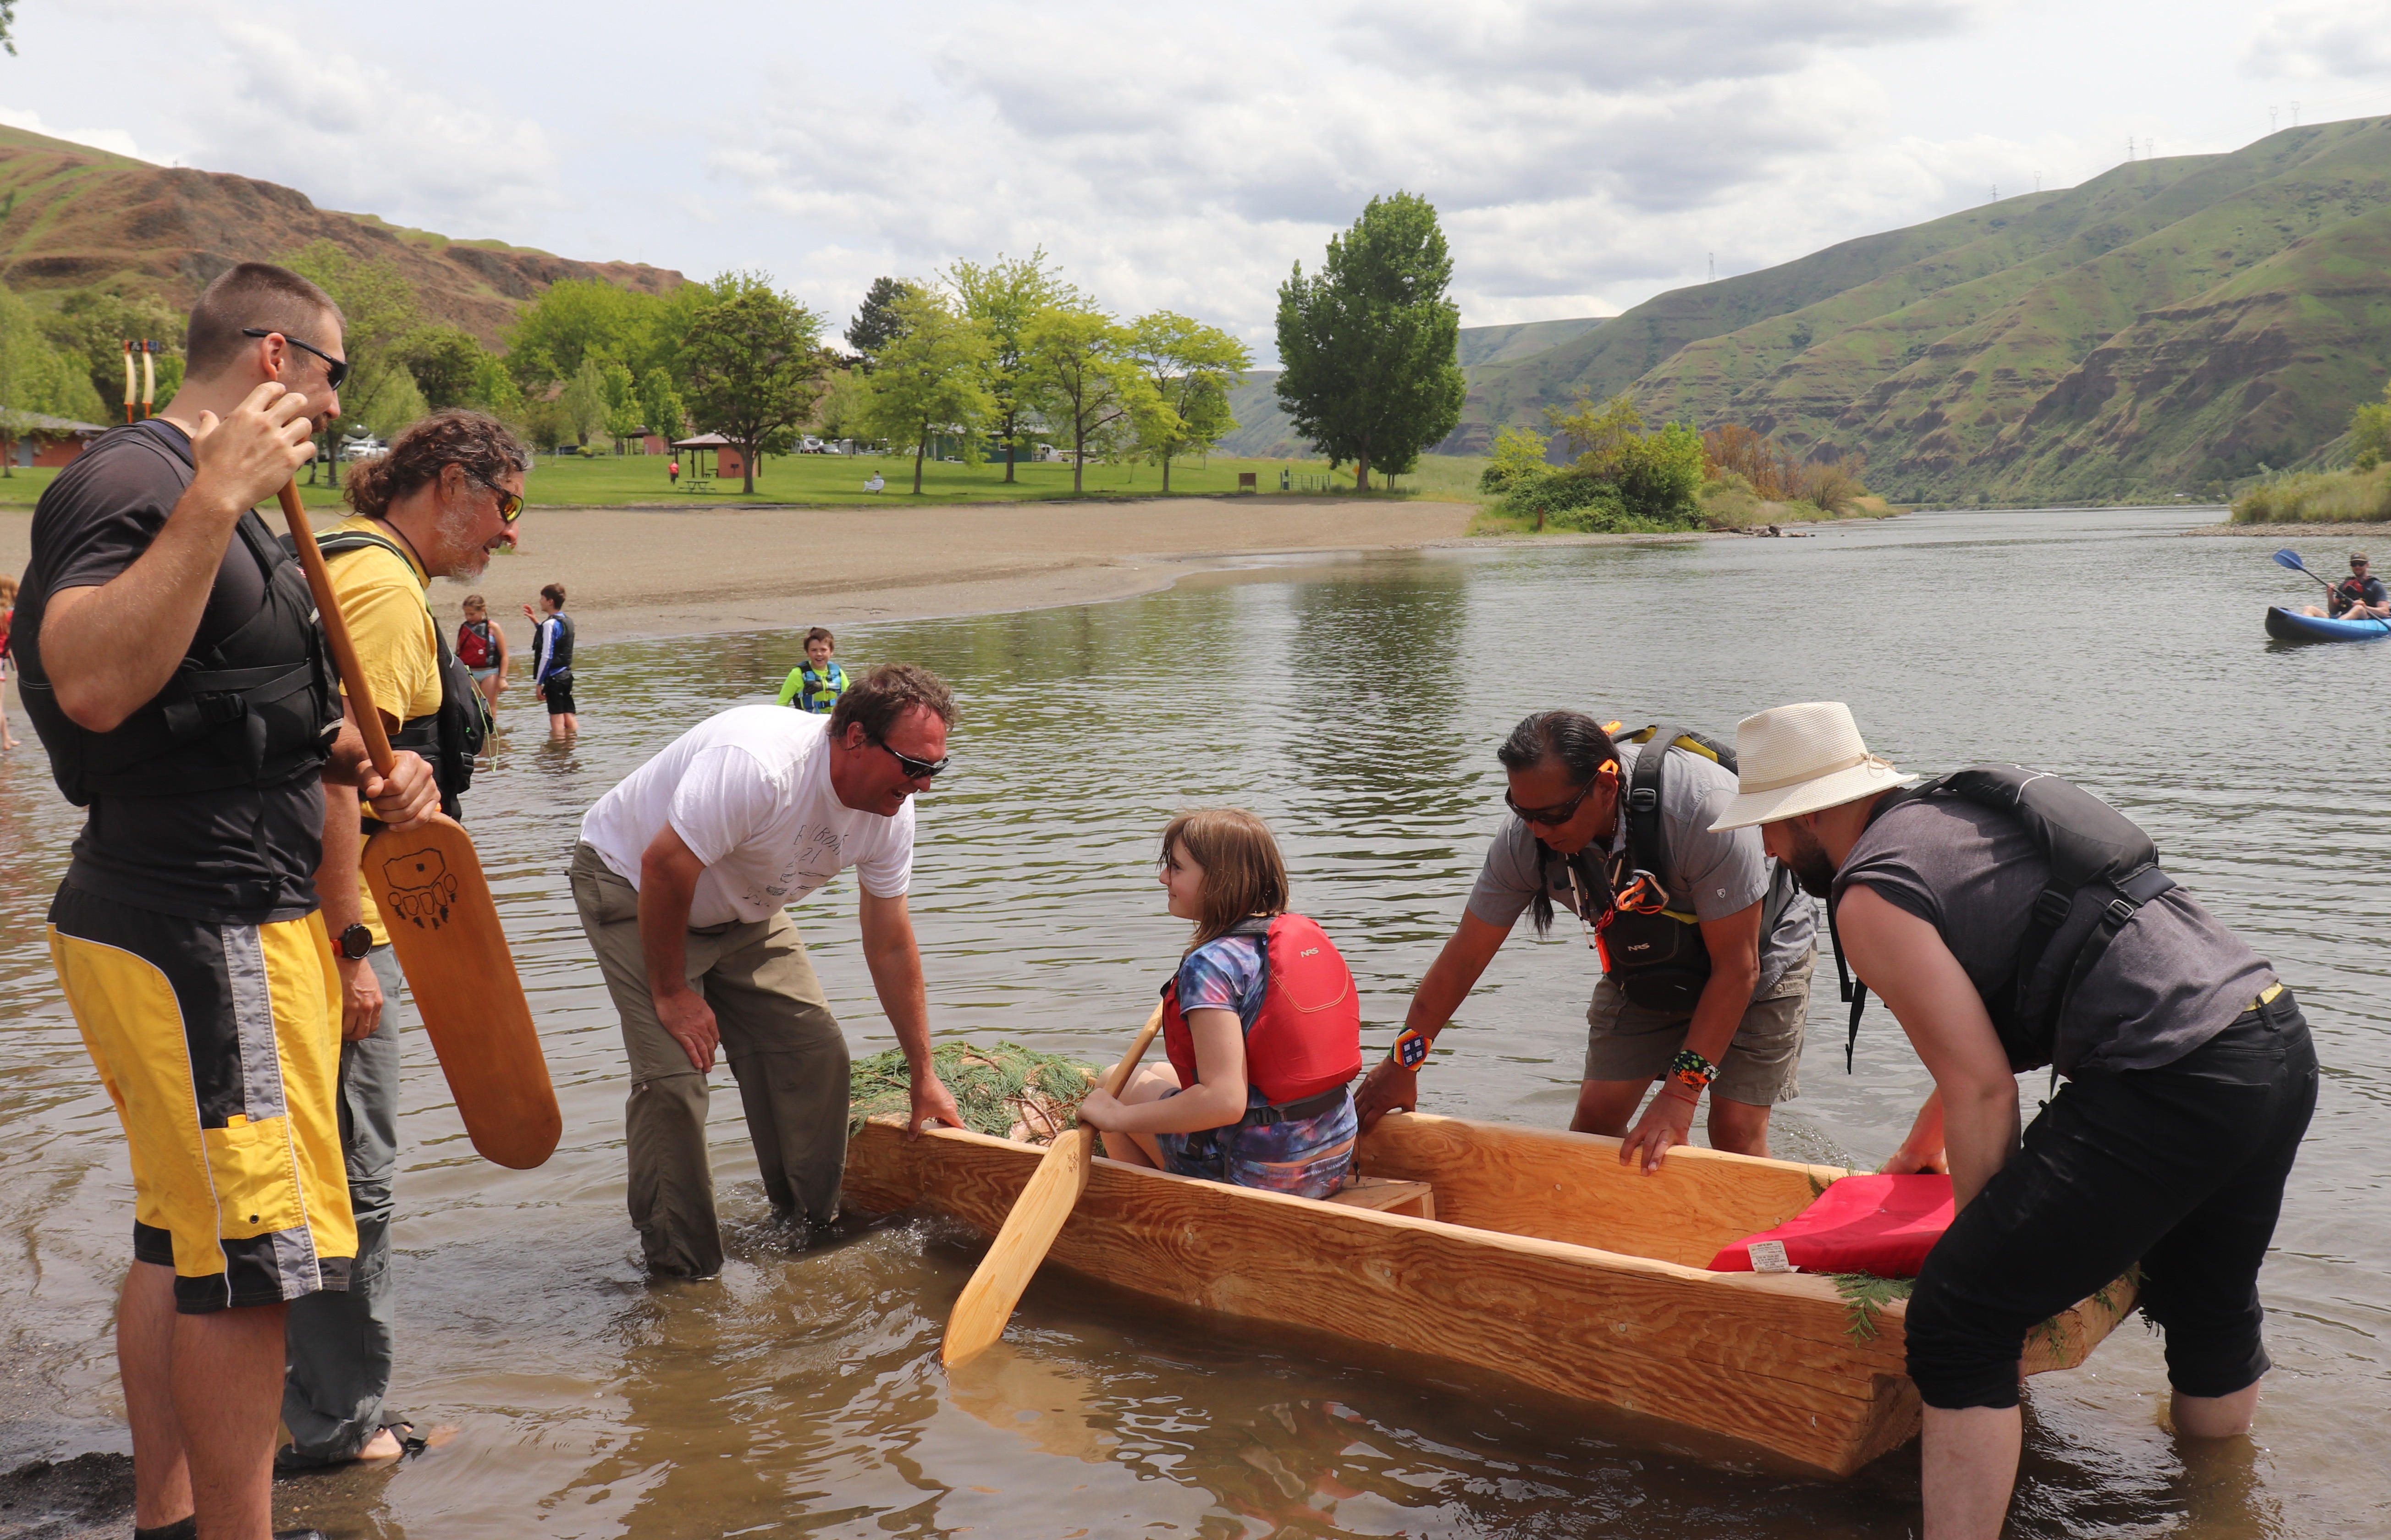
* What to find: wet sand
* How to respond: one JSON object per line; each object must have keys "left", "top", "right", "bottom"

{"left": 2, "top": 498, "right": 1482, "bottom": 645}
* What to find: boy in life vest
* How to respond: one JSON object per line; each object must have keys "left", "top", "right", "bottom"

{"left": 1077, "top": 808, "right": 1362, "bottom": 1198}
{"left": 777, "top": 627, "right": 848, "bottom": 713}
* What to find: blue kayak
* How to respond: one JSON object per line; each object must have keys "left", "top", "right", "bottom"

{"left": 2265, "top": 605, "right": 2391, "bottom": 642}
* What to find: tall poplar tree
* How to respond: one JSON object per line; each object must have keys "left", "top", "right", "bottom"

{"left": 1273, "top": 192, "right": 1465, "bottom": 489}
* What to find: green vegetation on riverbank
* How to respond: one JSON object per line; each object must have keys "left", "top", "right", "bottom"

{"left": 0, "top": 449, "right": 1496, "bottom": 511}
{"left": 2230, "top": 372, "right": 2391, "bottom": 522}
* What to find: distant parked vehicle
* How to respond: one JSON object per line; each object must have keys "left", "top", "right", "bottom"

{"left": 799, "top": 435, "right": 826, "bottom": 453}
{"left": 339, "top": 436, "right": 387, "bottom": 462}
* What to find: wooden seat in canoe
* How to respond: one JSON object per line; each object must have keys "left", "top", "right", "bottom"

{"left": 1325, "top": 1176, "right": 1434, "bottom": 1219}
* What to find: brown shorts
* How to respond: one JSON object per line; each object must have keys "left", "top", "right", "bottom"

{"left": 1582, "top": 946, "right": 1815, "bottom": 1105}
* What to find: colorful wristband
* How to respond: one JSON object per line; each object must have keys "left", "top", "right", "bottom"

{"left": 1393, "top": 1027, "right": 1432, "bottom": 1070}
{"left": 1668, "top": 1048, "right": 1717, "bottom": 1094}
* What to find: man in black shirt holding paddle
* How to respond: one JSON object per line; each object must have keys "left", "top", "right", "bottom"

{"left": 2302, "top": 550, "right": 2389, "bottom": 619}
{"left": 1710, "top": 701, "right": 2314, "bottom": 1540}
{"left": 15, "top": 262, "right": 435, "bottom": 1540}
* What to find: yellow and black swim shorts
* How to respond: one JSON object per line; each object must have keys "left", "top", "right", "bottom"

{"left": 48, "top": 885, "right": 357, "bottom": 1314}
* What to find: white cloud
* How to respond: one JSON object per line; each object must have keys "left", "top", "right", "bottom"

{"left": 0, "top": 104, "right": 145, "bottom": 161}
{"left": 2243, "top": 1, "right": 2391, "bottom": 82}
{"left": 157, "top": 18, "right": 562, "bottom": 232}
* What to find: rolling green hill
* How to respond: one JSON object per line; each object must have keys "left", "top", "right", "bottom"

{"left": 0, "top": 124, "right": 681, "bottom": 342}
{"left": 1461, "top": 116, "right": 2391, "bottom": 503}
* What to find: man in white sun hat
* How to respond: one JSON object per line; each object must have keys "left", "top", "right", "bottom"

{"left": 1710, "top": 701, "right": 2315, "bottom": 1540}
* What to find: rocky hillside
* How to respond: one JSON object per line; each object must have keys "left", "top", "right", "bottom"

{"left": 0, "top": 125, "right": 681, "bottom": 343}
{"left": 1464, "top": 115, "right": 2391, "bottom": 502}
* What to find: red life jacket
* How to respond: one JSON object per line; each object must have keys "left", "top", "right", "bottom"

{"left": 456, "top": 619, "right": 494, "bottom": 668}
{"left": 1161, "top": 913, "right": 1363, "bottom": 1106}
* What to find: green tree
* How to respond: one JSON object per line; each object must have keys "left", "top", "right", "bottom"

{"left": 1273, "top": 191, "right": 1466, "bottom": 489}
{"left": 2350, "top": 380, "right": 2391, "bottom": 472}
{"left": 816, "top": 367, "right": 870, "bottom": 445}
{"left": 1, "top": 2, "right": 17, "bottom": 56}
{"left": 862, "top": 290, "right": 995, "bottom": 494}
{"left": 278, "top": 239, "right": 430, "bottom": 463}
{"left": 506, "top": 277, "right": 696, "bottom": 392}
{"left": 1126, "top": 310, "right": 1251, "bottom": 493}
{"left": 2, "top": 283, "right": 113, "bottom": 475}
{"left": 845, "top": 276, "right": 920, "bottom": 368}
{"left": 599, "top": 361, "right": 643, "bottom": 448}
{"left": 1025, "top": 304, "right": 1158, "bottom": 494}
{"left": 559, "top": 357, "right": 612, "bottom": 444}
{"left": 1546, "top": 390, "right": 1646, "bottom": 472}
{"left": 679, "top": 271, "right": 829, "bottom": 495}
{"left": 638, "top": 370, "right": 685, "bottom": 444}
{"left": 947, "top": 248, "right": 1076, "bottom": 483}
{"left": 401, "top": 325, "right": 490, "bottom": 411}
{"left": 1478, "top": 424, "right": 1552, "bottom": 493}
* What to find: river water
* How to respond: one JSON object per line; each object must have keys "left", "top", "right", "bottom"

{"left": 2, "top": 506, "right": 2384, "bottom": 1537}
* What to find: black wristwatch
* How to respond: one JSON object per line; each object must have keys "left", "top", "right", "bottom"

{"left": 337, "top": 923, "right": 373, "bottom": 961}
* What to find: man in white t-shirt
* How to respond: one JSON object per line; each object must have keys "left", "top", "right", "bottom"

{"left": 570, "top": 663, "right": 964, "bottom": 1277}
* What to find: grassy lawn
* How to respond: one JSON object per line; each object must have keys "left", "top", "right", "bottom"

{"left": 1, "top": 451, "right": 1495, "bottom": 511}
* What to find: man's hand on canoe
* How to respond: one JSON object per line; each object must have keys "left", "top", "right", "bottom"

{"left": 1619, "top": 1092, "right": 1696, "bottom": 1175}
{"left": 1353, "top": 1059, "right": 1418, "bottom": 1134}
{"left": 908, "top": 1071, "right": 964, "bottom": 1139}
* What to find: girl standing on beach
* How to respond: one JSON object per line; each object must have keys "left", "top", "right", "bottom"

{"left": 1077, "top": 808, "right": 1363, "bottom": 1198}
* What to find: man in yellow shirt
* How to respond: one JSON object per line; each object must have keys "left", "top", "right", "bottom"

{"left": 280, "top": 409, "right": 529, "bottom": 1469}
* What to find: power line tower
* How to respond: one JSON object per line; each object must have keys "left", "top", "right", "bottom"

{"left": 1707, "top": 252, "right": 1715, "bottom": 283}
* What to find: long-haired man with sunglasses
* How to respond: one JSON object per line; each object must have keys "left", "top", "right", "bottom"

{"left": 1354, "top": 710, "right": 1817, "bottom": 1174}
{"left": 570, "top": 664, "right": 966, "bottom": 1276}
{"left": 276, "top": 408, "right": 527, "bottom": 1473}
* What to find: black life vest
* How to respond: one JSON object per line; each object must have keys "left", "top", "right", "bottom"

{"left": 1160, "top": 914, "right": 1363, "bottom": 1111}
{"left": 1829, "top": 764, "right": 2177, "bottom": 1073}
{"left": 1560, "top": 726, "right": 1800, "bottom": 1015}
{"left": 19, "top": 507, "right": 340, "bottom": 807}
{"left": 537, "top": 611, "right": 574, "bottom": 684}
{"left": 297, "top": 528, "right": 488, "bottom": 821}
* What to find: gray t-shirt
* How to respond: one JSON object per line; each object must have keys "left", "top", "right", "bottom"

{"left": 1467, "top": 739, "right": 1819, "bottom": 996}
{"left": 1834, "top": 792, "right": 2274, "bottom": 1076}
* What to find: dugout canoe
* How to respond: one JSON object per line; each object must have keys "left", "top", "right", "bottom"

{"left": 2264, "top": 604, "right": 2391, "bottom": 641}
{"left": 842, "top": 1111, "right": 2136, "bottom": 1477}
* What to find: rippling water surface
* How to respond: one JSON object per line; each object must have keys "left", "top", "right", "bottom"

{"left": 3, "top": 507, "right": 2384, "bottom": 1537}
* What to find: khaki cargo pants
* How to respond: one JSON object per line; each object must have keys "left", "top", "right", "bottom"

{"left": 570, "top": 842, "right": 850, "bottom": 1277}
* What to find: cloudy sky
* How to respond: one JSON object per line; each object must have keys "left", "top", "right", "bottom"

{"left": 4, "top": 0, "right": 2389, "bottom": 359}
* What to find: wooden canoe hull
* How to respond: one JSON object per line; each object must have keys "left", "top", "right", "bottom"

{"left": 843, "top": 1112, "right": 2135, "bottom": 1477}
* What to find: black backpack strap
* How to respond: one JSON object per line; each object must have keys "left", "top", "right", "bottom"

{"left": 1625, "top": 727, "right": 1678, "bottom": 884}
{"left": 1825, "top": 896, "right": 1869, "bottom": 1072}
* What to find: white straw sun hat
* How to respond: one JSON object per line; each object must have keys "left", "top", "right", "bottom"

{"left": 1707, "top": 702, "right": 1917, "bottom": 831}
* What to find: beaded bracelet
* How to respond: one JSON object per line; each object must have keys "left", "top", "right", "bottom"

{"left": 1393, "top": 1026, "right": 1432, "bottom": 1070}
{"left": 1668, "top": 1048, "right": 1718, "bottom": 1094}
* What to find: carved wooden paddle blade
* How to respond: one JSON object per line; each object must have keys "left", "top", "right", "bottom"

{"left": 941, "top": 1127, "right": 1096, "bottom": 1366}
{"left": 366, "top": 815, "right": 561, "bottom": 1169}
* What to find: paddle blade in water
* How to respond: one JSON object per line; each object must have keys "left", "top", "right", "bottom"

{"left": 942, "top": 1126, "right": 1095, "bottom": 1365}
{"left": 2274, "top": 549, "right": 2308, "bottom": 571}
{"left": 367, "top": 814, "right": 561, "bottom": 1169}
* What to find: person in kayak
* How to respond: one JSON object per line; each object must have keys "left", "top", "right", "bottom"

{"left": 2303, "top": 551, "right": 2388, "bottom": 619}
{"left": 1711, "top": 701, "right": 2314, "bottom": 1540}
{"left": 1077, "top": 808, "right": 1362, "bottom": 1198}
{"left": 1352, "top": 711, "right": 1817, "bottom": 1173}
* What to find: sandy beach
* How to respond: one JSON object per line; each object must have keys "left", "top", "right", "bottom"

{"left": 2, "top": 497, "right": 1488, "bottom": 646}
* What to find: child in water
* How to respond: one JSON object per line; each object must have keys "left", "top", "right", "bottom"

{"left": 1077, "top": 808, "right": 1361, "bottom": 1198}
{"left": 777, "top": 627, "right": 848, "bottom": 712}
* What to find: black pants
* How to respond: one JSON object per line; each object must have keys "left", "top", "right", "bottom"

{"left": 1906, "top": 991, "right": 2317, "bottom": 1411}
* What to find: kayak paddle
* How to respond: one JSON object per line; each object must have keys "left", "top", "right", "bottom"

{"left": 276, "top": 481, "right": 562, "bottom": 1169}
{"left": 942, "top": 1003, "right": 1163, "bottom": 1366}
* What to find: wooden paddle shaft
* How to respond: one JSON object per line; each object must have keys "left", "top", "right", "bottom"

{"left": 939, "top": 1005, "right": 1165, "bottom": 1366}
{"left": 275, "top": 481, "right": 394, "bottom": 777}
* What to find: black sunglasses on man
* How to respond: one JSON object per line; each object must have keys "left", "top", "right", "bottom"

{"left": 242, "top": 327, "right": 350, "bottom": 392}
{"left": 872, "top": 735, "right": 950, "bottom": 781}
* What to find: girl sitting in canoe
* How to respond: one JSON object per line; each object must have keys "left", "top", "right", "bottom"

{"left": 1076, "top": 808, "right": 1363, "bottom": 1198}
